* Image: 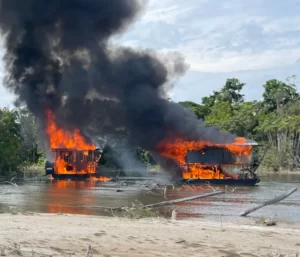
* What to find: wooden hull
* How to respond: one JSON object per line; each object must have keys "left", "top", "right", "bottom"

{"left": 51, "top": 173, "right": 89, "bottom": 180}
{"left": 50, "top": 174, "right": 259, "bottom": 186}
{"left": 175, "top": 177, "right": 260, "bottom": 186}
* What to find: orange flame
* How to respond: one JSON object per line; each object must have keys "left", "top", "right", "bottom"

{"left": 157, "top": 137, "right": 254, "bottom": 180}
{"left": 44, "top": 110, "right": 110, "bottom": 181}
{"left": 45, "top": 109, "right": 95, "bottom": 150}
{"left": 88, "top": 176, "right": 112, "bottom": 182}
{"left": 157, "top": 137, "right": 252, "bottom": 165}
{"left": 46, "top": 181, "right": 95, "bottom": 215}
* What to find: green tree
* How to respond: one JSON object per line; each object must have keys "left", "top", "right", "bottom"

{"left": 135, "top": 148, "right": 156, "bottom": 166}
{"left": 205, "top": 101, "right": 232, "bottom": 131}
{"left": 201, "top": 78, "right": 245, "bottom": 117}
{"left": 16, "top": 108, "right": 44, "bottom": 166}
{"left": 218, "top": 78, "right": 245, "bottom": 105}
{"left": 262, "top": 78, "right": 298, "bottom": 112}
{"left": 228, "top": 101, "right": 262, "bottom": 138}
{"left": 0, "top": 108, "right": 23, "bottom": 176}
{"left": 202, "top": 91, "right": 220, "bottom": 109}
{"left": 256, "top": 98, "right": 300, "bottom": 171}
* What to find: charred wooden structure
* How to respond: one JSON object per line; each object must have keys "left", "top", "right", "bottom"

{"left": 177, "top": 141, "right": 261, "bottom": 186}
{"left": 45, "top": 148, "right": 103, "bottom": 180}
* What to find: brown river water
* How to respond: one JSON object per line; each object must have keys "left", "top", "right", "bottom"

{"left": 0, "top": 173, "right": 299, "bottom": 222}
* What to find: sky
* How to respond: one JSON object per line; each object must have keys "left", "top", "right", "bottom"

{"left": 1, "top": 0, "right": 300, "bottom": 107}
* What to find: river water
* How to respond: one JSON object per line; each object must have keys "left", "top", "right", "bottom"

{"left": 0, "top": 173, "right": 299, "bottom": 222}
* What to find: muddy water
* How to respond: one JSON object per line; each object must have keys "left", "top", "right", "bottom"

{"left": 0, "top": 173, "right": 299, "bottom": 222}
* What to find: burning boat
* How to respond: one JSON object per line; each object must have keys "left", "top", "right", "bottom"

{"left": 45, "top": 148, "right": 104, "bottom": 180}
{"left": 158, "top": 137, "right": 262, "bottom": 186}
{"left": 44, "top": 110, "right": 110, "bottom": 181}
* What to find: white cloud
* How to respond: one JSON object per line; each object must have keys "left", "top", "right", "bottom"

{"left": 141, "top": 5, "right": 194, "bottom": 24}
{"left": 140, "top": 0, "right": 209, "bottom": 24}
{"left": 122, "top": 0, "right": 300, "bottom": 102}
{"left": 117, "top": 39, "right": 141, "bottom": 48}
{"left": 261, "top": 17, "right": 300, "bottom": 33}
{"left": 124, "top": 0, "right": 300, "bottom": 74}
{"left": 182, "top": 48, "right": 300, "bottom": 73}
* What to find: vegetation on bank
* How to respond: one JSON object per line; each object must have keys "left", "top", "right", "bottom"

{"left": 0, "top": 108, "right": 43, "bottom": 177}
{"left": 1, "top": 76, "right": 300, "bottom": 175}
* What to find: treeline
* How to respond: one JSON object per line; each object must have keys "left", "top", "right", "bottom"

{"left": 0, "top": 108, "right": 43, "bottom": 176}
{"left": 179, "top": 76, "right": 300, "bottom": 172}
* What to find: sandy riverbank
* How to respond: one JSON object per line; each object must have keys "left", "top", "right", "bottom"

{"left": 0, "top": 214, "right": 299, "bottom": 257}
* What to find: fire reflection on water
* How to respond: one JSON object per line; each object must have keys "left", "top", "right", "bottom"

{"left": 0, "top": 174, "right": 299, "bottom": 222}
{"left": 46, "top": 180, "right": 99, "bottom": 215}
{"left": 44, "top": 181, "right": 246, "bottom": 216}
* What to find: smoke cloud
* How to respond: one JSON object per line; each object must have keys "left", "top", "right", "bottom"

{"left": 0, "top": 0, "right": 236, "bottom": 174}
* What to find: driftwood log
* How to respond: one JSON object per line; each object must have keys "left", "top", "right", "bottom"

{"left": 239, "top": 187, "right": 298, "bottom": 217}
{"left": 108, "top": 190, "right": 225, "bottom": 211}
{"left": 143, "top": 191, "right": 225, "bottom": 209}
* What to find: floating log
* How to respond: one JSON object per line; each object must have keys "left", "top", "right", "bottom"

{"left": 239, "top": 187, "right": 298, "bottom": 217}
{"left": 143, "top": 191, "right": 225, "bottom": 209}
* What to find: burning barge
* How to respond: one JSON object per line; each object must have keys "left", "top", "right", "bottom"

{"left": 176, "top": 143, "right": 261, "bottom": 186}
{"left": 44, "top": 106, "right": 261, "bottom": 185}
{"left": 45, "top": 137, "right": 261, "bottom": 186}
{"left": 44, "top": 110, "right": 111, "bottom": 181}
{"left": 45, "top": 148, "right": 110, "bottom": 181}
{"left": 158, "top": 137, "right": 262, "bottom": 186}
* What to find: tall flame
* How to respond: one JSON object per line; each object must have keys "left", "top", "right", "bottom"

{"left": 157, "top": 137, "right": 252, "bottom": 165}
{"left": 45, "top": 109, "right": 95, "bottom": 150}
{"left": 44, "top": 109, "right": 101, "bottom": 177}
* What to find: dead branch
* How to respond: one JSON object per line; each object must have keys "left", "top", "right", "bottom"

{"left": 84, "top": 245, "right": 92, "bottom": 257}
{"left": 0, "top": 181, "right": 18, "bottom": 187}
{"left": 108, "top": 190, "right": 224, "bottom": 212}
{"left": 239, "top": 188, "right": 298, "bottom": 217}
{"left": 143, "top": 190, "right": 225, "bottom": 208}
{"left": 163, "top": 186, "right": 167, "bottom": 199}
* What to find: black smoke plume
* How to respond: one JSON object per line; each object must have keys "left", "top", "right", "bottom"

{"left": 0, "top": 0, "right": 236, "bottom": 175}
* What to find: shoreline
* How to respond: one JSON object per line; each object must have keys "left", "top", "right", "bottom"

{"left": 0, "top": 213, "right": 299, "bottom": 257}
{"left": 259, "top": 170, "right": 300, "bottom": 174}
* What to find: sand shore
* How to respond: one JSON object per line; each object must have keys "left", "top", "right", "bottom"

{"left": 0, "top": 214, "right": 299, "bottom": 257}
